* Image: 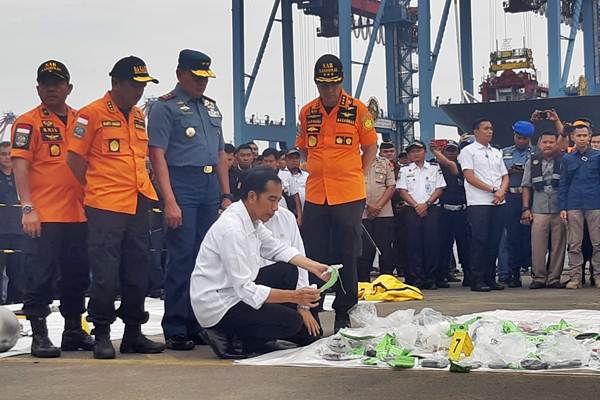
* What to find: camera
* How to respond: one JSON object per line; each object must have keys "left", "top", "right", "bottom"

{"left": 538, "top": 111, "right": 548, "bottom": 119}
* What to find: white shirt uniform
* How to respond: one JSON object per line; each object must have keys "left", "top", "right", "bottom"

{"left": 457, "top": 141, "right": 508, "bottom": 206}
{"left": 396, "top": 161, "right": 446, "bottom": 204}
{"left": 262, "top": 207, "right": 309, "bottom": 289}
{"left": 190, "top": 201, "right": 300, "bottom": 328}
{"left": 278, "top": 168, "right": 309, "bottom": 208}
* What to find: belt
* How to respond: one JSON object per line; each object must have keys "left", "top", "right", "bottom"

{"left": 442, "top": 204, "right": 466, "bottom": 211}
{"left": 509, "top": 187, "right": 523, "bottom": 194}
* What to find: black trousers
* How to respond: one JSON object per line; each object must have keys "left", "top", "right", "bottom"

{"left": 403, "top": 206, "right": 441, "bottom": 286}
{"left": 213, "top": 262, "right": 317, "bottom": 346}
{"left": 86, "top": 195, "right": 151, "bottom": 326}
{"left": 438, "top": 207, "right": 471, "bottom": 283}
{"left": 0, "top": 233, "right": 25, "bottom": 304}
{"left": 357, "top": 217, "right": 394, "bottom": 282}
{"left": 22, "top": 223, "right": 89, "bottom": 318}
{"left": 467, "top": 205, "right": 506, "bottom": 286}
{"left": 393, "top": 206, "right": 409, "bottom": 274}
{"left": 302, "top": 199, "right": 365, "bottom": 314}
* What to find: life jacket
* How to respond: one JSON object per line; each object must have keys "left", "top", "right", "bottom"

{"left": 531, "top": 153, "right": 562, "bottom": 191}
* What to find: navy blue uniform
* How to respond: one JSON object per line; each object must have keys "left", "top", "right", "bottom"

{"left": 148, "top": 83, "right": 224, "bottom": 341}
{"left": 501, "top": 145, "right": 533, "bottom": 282}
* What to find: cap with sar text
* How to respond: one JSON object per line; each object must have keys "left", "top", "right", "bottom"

{"left": 110, "top": 56, "right": 159, "bottom": 84}
{"left": 178, "top": 49, "right": 216, "bottom": 78}
{"left": 37, "top": 60, "right": 70, "bottom": 82}
{"left": 314, "top": 54, "right": 343, "bottom": 84}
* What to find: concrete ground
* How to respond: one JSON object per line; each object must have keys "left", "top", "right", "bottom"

{"left": 3, "top": 278, "right": 600, "bottom": 400}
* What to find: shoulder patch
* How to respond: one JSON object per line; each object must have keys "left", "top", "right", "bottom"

{"left": 202, "top": 95, "right": 217, "bottom": 104}
{"left": 159, "top": 91, "right": 176, "bottom": 101}
{"left": 13, "top": 123, "right": 33, "bottom": 149}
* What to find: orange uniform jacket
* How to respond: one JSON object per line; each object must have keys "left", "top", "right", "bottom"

{"left": 295, "top": 90, "right": 378, "bottom": 205}
{"left": 10, "top": 104, "right": 86, "bottom": 223}
{"left": 67, "top": 92, "right": 157, "bottom": 214}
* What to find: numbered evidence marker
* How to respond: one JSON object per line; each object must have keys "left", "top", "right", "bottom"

{"left": 448, "top": 330, "right": 474, "bottom": 361}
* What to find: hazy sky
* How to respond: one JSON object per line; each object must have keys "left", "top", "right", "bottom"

{"left": 0, "top": 0, "right": 585, "bottom": 142}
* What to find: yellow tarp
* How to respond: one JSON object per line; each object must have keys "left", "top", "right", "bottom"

{"left": 358, "top": 274, "right": 423, "bottom": 302}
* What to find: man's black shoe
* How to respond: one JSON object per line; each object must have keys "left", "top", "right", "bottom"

{"left": 529, "top": 281, "right": 546, "bottom": 289}
{"left": 120, "top": 335, "right": 166, "bottom": 354}
{"left": 547, "top": 282, "right": 565, "bottom": 289}
{"left": 334, "top": 313, "right": 351, "bottom": 334}
{"left": 470, "top": 283, "right": 491, "bottom": 292}
{"left": 29, "top": 317, "right": 61, "bottom": 358}
{"left": 120, "top": 325, "right": 165, "bottom": 354}
{"left": 199, "top": 328, "right": 249, "bottom": 359}
{"left": 61, "top": 329, "right": 94, "bottom": 351}
{"left": 166, "top": 335, "right": 195, "bottom": 351}
{"left": 436, "top": 280, "right": 451, "bottom": 288}
{"left": 448, "top": 275, "right": 461, "bottom": 283}
{"left": 508, "top": 279, "right": 522, "bottom": 288}
{"left": 487, "top": 281, "right": 505, "bottom": 290}
{"left": 94, "top": 334, "right": 115, "bottom": 360}
{"left": 190, "top": 332, "right": 206, "bottom": 346}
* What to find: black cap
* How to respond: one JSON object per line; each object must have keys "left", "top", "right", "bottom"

{"left": 445, "top": 140, "right": 460, "bottom": 150}
{"left": 406, "top": 140, "right": 426, "bottom": 152}
{"left": 178, "top": 49, "right": 216, "bottom": 78}
{"left": 380, "top": 141, "right": 395, "bottom": 150}
{"left": 109, "top": 56, "right": 158, "bottom": 84}
{"left": 314, "top": 54, "right": 343, "bottom": 84}
{"left": 37, "top": 60, "right": 70, "bottom": 82}
{"left": 286, "top": 147, "right": 301, "bottom": 156}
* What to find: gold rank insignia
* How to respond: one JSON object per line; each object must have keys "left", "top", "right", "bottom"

{"left": 185, "top": 127, "right": 196, "bottom": 138}
{"left": 345, "top": 137, "right": 353, "bottom": 145}
{"left": 364, "top": 118, "right": 374, "bottom": 130}
{"left": 109, "top": 139, "right": 120, "bottom": 152}
{"left": 335, "top": 136, "right": 344, "bottom": 144}
{"left": 49, "top": 144, "right": 61, "bottom": 157}
{"left": 308, "top": 134, "right": 318, "bottom": 147}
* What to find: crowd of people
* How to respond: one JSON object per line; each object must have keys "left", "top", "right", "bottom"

{"left": 0, "top": 50, "right": 599, "bottom": 361}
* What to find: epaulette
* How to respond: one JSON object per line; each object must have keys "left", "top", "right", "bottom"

{"left": 158, "top": 91, "right": 176, "bottom": 101}
{"left": 202, "top": 95, "right": 217, "bottom": 104}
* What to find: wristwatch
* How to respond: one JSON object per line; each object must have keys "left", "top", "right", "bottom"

{"left": 222, "top": 193, "right": 234, "bottom": 201}
{"left": 425, "top": 200, "right": 432, "bottom": 207}
{"left": 22, "top": 205, "right": 34, "bottom": 214}
{"left": 491, "top": 186, "right": 498, "bottom": 193}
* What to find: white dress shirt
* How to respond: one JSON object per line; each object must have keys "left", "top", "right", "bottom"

{"left": 396, "top": 161, "right": 446, "bottom": 204}
{"left": 457, "top": 141, "right": 508, "bottom": 206}
{"left": 262, "top": 207, "right": 309, "bottom": 289}
{"left": 190, "top": 201, "right": 300, "bottom": 328}
{"left": 278, "top": 168, "right": 309, "bottom": 207}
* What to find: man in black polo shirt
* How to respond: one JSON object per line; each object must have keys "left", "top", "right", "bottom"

{"left": 431, "top": 140, "right": 471, "bottom": 287}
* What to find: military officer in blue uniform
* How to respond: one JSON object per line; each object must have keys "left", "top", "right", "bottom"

{"left": 501, "top": 121, "right": 535, "bottom": 287}
{"left": 148, "top": 49, "right": 233, "bottom": 350}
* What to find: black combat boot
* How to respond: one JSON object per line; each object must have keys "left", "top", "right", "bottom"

{"left": 92, "top": 324, "right": 115, "bottom": 359}
{"left": 29, "top": 317, "right": 61, "bottom": 358}
{"left": 119, "top": 324, "right": 165, "bottom": 354}
{"left": 61, "top": 316, "right": 94, "bottom": 351}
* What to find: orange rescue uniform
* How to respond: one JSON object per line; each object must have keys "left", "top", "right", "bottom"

{"left": 296, "top": 90, "right": 378, "bottom": 205}
{"left": 10, "top": 104, "right": 85, "bottom": 223}
{"left": 67, "top": 92, "right": 157, "bottom": 214}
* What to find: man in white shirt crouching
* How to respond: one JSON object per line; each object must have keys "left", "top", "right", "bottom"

{"left": 191, "top": 167, "right": 330, "bottom": 359}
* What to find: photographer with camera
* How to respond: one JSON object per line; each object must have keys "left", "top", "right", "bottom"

{"left": 500, "top": 121, "right": 535, "bottom": 288}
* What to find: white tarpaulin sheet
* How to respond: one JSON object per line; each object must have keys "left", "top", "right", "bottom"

{"left": 237, "top": 308, "right": 600, "bottom": 373}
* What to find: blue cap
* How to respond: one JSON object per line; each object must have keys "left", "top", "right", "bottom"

{"left": 512, "top": 121, "right": 535, "bottom": 138}
{"left": 178, "top": 49, "right": 216, "bottom": 78}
